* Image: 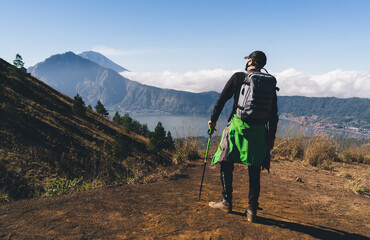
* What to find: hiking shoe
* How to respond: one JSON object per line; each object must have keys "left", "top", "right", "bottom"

{"left": 209, "top": 199, "right": 232, "bottom": 213}
{"left": 246, "top": 208, "right": 257, "bottom": 223}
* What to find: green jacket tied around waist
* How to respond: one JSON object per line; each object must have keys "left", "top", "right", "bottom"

{"left": 211, "top": 114, "right": 267, "bottom": 167}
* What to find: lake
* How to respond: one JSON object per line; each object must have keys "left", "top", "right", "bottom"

{"left": 130, "top": 114, "right": 368, "bottom": 139}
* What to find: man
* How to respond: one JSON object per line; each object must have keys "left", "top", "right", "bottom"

{"left": 208, "top": 50, "right": 278, "bottom": 222}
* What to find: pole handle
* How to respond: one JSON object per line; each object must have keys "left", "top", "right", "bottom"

{"left": 208, "top": 126, "right": 216, "bottom": 136}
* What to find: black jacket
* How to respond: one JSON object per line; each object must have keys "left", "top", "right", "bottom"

{"left": 210, "top": 70, "right": 279, "bottom": 141}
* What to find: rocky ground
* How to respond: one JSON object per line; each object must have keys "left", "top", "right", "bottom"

{"left": 0, "top": 159, "right": 369, "bottom": 239}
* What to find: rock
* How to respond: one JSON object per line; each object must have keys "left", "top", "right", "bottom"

{"left": 296, "top": 177, "right": 304, "bottom": 183}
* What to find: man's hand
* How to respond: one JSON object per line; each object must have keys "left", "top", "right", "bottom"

{"left": 208, "top": 120, "right": 216, "bottom": 129}
{"left": 208, "top": 120, "right": 216, "bottom": 135}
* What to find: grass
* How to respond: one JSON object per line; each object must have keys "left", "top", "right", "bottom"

{"left": 340, "top": 146, "right": 369, "bottom": 164}
{"left": 304, "top": 135, "right": 338, "bottom": 170}
{"left": 42, "top": 177, "right": 103, "bottom": 197}
{"left": 271, "top": 131, "right": 369, "bottom": 167}
{"left": 270, "top": 127, "right": 370, "bottom": 197}
{"left": 173, "top": 137, "right": 201, "bottom": 164}
{"left": 0, "top": 189, "right": 9, "bottom": 203}
{"left": 346, "top": 181, "right": 370, "bottom": 197}
{"left": 271, "top": 136, "right": 305, "bottom": 161}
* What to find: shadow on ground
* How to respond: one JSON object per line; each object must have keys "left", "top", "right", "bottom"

{"left": 230, "top": 211, "right": 368, "bottom": 240}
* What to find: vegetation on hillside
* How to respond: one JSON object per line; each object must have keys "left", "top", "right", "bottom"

{"left": 0, "top": 58, "right": 184, "bottom": 201}
{"left": 95, "top": 100, "right": 109, "bottom": 117}
{"left": 72, "top": 94, "right": 86, "bottom": 116}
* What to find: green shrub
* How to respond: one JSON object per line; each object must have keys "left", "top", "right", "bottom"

{"left": 0, "top": 189, "right": 9, "bottom": 203}
{"left": 42, "top": 177, "right": 102, "bottom": 197}
{"left": 43, "top": 177, "right": 83, "bottom": 197}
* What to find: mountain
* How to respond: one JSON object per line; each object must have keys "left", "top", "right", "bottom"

{"left": 28, "top": 51, "right": 134, "bottom": 106}
{"left": 78, "top": 51, "right": 129, "bottom": 72}
{"left": 28, "top": 52, "right": 227, "bottom": 114}
{"left": 278, "top": 96, "right": 370, "bottom": 128}
{"left": 0, "top": 58, "right": 168, "bottom": 200}
{"left": 28, "top": 52, "right": 369, "bottom": 129}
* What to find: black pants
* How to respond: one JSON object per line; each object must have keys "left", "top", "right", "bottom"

{"left": 220, "top": 161, "right": 261, "bottom": 209}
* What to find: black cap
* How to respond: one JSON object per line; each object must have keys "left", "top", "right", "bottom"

{"left": 244, "top": 50, "right": 267, "bottom": 68}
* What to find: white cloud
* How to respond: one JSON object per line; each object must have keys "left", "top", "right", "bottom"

{"left": 121, "top": 69, "right": 240, "bottom": 93}
{"left": 274, "top": 68, "right": 370, "bottom": 98}
{"left": 91, "top": 45, "right": 146, "bottom": 56}
{"left": 121, "top": 68, "right": 370, "bottom": 98}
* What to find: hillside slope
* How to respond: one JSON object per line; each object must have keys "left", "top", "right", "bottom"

{"left": 0, "top": 58, "right": 166, "bottom": 200}
{"left": 0, "top": 160, "right": 368, "bottom": 239}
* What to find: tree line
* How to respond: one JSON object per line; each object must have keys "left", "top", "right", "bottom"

{"left": 12, "top": 54, "right": 176, "bottom": 154}
{"left": 112, "top": 111, "right": 175, "bottom": 152}
{"left": 72, "top": 94, "right": 175, "bottom": 152}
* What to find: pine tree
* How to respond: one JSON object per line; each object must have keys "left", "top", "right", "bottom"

{"left": 165, "top": 131, "right": 175, "bottom": 150}
{"left": 140, "top": 123, "right": 150, "bottom": 138}
{"left": 113, "top": 111, "right": 121, "bottom": 124}
{"left": 13, "top": 54, "right": 26, "bottom": 72}
{"left": 110, "top": 134, "right": 132, "bottom": 160}
{"left": 72, "top": 94, "right": 86, "bottom": 116}
{"left": 121, "top": 113, "right": 133, "bottom": 131}
{"left": 95, "top": 100, "right": 108, "bottom": 117}
{"left": 149, "top": 122, "right": 166, "bottom": 152}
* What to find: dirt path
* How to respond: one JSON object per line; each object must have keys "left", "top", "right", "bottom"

{"left": 0, "top": 160, "right": 369, "bottom": 239}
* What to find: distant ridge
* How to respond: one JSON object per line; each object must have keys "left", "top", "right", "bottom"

{"left": 28, "top": 51, "right": 369, "bottom": 129}
{"left": 78, "top": 51, "right": 129, "bottom": 73}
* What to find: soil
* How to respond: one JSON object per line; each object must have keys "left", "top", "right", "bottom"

{"left": 0, "top": 159, "right": 369, "bottom": 240}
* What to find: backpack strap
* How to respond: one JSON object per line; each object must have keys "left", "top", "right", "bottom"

{"left": 243, "top": 72, "right": 253, "bottom": 85}
{"left": 260, "top": 68, "right": 279, "bottom": 91}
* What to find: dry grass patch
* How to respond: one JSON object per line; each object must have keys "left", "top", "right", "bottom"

{"left": 304, "top": 135, "right": 338, "bottom": 170}
{"left": 271, "top": 136, "right": 305, "bottom": 160}
{"left": 340, "top": 145, "right": 370, "bottom": 164}
{"left": 346, "top": 180, "right": 370, "bottom": 197}
{"left": 173, "top": 137, "right": 200, "bottom": 164}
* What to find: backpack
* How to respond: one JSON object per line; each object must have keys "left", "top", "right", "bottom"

{"left": 236, "top": 70, "right": 277, "bottom": 123}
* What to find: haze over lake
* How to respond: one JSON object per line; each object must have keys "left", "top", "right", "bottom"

{"left": 128, "top": 114, "right": 367, "bottom": 139}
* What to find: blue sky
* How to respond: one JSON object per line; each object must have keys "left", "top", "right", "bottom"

{"left": 1, "top": 0, "right": 369, "bottom": 97}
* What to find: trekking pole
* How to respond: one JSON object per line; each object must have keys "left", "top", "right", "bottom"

{"left": 198, "top": 126, "right": 215, "bottom": 200}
